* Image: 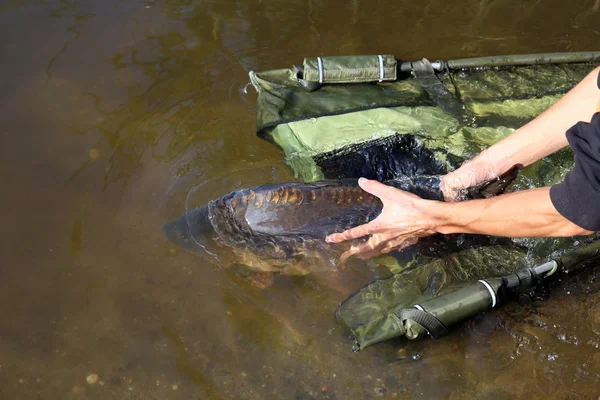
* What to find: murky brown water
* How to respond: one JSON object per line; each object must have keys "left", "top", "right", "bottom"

{"left": 1, "top": 0, "right": 600, "bottom": 399}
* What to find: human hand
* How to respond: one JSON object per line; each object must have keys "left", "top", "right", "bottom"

{"left": 440, "top": 154, "right": 499, "bottom": 202}
{"left": 325, "top": 178, "right": 440, "bottom": 261}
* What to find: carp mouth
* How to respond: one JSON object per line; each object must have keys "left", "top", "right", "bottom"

{"left": 162, "top": 205, "right": 218, "bottom": 256}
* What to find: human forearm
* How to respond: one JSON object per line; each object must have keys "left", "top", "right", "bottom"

{"left": 442, "top": 66, "right": 600, "bottom": 201}
{"left": 434, "top": 187, "right": 593, "bottom": 237}
{"left": 470, "top": 66, "right": 600, "bottom": 174}
{"left": 325, "top": 179, "right": 595, "bottom": 260}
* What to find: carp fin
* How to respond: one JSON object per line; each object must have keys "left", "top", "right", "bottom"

{"left": 470, "top": 164, "right": 523, "bottom": 199}
{"left": 284, "top": 179, "right": 358, "bottom": 190}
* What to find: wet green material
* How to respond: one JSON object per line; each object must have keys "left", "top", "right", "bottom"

{"left": 250, "top": 52, "right": 600, "bottom": 351}
{"left": 251, "top": 53, "right": 599, "bottom": 181}
{"left": 559, "top": 239, "right": 600, "bottom": 273}
{"left": 335, "top": 245, "right": 529, "bottom": 350}
{"left": 337, "top": 238, "right": 600, "bottom": 351}
{"left": 406, "top": 278, "right": 504, "bottom": 334}
{"left": 302, "top": 55, "right": 397, "bottom": 83}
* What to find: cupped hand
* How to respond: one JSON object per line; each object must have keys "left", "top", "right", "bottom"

{"left": 440, "top": 155, "right": 499, "bottom": 202}
{"left": 325, "top": 178, "right": 440, "bottom": 261}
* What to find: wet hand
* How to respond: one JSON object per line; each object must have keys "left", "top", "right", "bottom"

{"left": 440, "top": 152, "right": 501, "bottom": 202}
{"left": 325, "top": 178, "right": 439, "bottom": 261}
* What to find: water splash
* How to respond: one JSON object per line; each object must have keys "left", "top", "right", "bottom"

{"left": 237, "top": 81, "right": 255, "bottom": 105}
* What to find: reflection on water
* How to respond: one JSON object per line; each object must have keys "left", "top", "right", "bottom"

{"left": 1, "top": 0, "right": 600, "bottom": 398}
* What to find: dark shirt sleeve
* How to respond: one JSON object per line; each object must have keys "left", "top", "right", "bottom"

{"left": 549, "top": 70, "right": 600, "bottom": 231}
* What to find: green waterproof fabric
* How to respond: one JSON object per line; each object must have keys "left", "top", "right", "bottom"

{"left": 335, "top": 245, "right": 530, "bottom": 351}
{"left": 250, "top": 57, "right": 598, "bottom": 182}
{"left": 249, "top": 53, "right": 600, "bottom": 350}
{"left": 270, "top": 106, "right": 516, "bottom": 181}
{"left": 336, "top": 236, "right": 600, "bottom": 350}
{"left": 303, "top": 55, "right": 397, "bottom": 83}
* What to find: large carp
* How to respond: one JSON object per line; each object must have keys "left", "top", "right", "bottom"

{"left": 163, "top": 166, "right": 520, "bottom": 276}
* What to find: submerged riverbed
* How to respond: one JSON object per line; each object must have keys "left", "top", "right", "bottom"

{"left": 1, "top": 0, "right": 600, "bottom": 399}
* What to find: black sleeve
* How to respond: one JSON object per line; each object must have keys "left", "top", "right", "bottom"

{"left": 549, "top": 70, "right": 600, "bottom": 231}
{"left": 549, "top": 69, "right": 600, "bottom": 231}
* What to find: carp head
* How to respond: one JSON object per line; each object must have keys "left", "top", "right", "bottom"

{"left": 162, "top": 205, "right": 219, "bottom": 255}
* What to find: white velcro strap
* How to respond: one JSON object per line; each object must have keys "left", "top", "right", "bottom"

{"left": 377, "top": 55, "right": 384, "bottom": 82}
{"left": 478, "top": 280, "right": 497, "bottom": 308}
{"left": 546, "top": 260, "right": 559, "bottom": 277}
{"left": 317, "top": 57, "right": 324, "bottom": 84}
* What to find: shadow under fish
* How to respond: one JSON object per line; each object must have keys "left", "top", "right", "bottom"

{"left": 163, "top": 166, "right": 521, "bottom": 277}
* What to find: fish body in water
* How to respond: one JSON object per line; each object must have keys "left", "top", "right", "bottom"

{"left": 164, "top": 179, "right": 381, "bottom": 275}
{"left": 163, "top": 166, "right": 520, "bottom": 275}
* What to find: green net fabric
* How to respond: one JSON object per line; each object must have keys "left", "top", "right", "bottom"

{"left": 250, "top": 54, "right": 600, "bottom": 350}
{"left": 251, "top": 58, "right": 596, "bottom": 182}
{"left": 335, "top": 245, "right": 529, "bottom": 350}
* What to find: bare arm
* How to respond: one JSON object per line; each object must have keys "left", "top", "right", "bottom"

{"left": 326, "top": 180, "right": 592, "bottom": 261}
{"left": 442, "top": 66, "right": 600, "bottom": 200}
{"left": 482, "top": 65, "right": 600, "bottom": 170}
{"left": 326, "top": 67, "right": 600, "bottom": 260}
{"left": 435, "top": 187, "right": 592, "bottom": 237}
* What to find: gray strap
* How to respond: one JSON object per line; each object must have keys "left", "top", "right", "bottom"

{"left": 317, "top": 57, "right": 324, "bottom": 83}
{"left": 411, "top": 58, "right": 465, "bottom": 119}
{"left": 294, "top": 64, "right": 323, "bottom": 92}
{"left": 397, "top": 307, "right": 449, "bottom": 339}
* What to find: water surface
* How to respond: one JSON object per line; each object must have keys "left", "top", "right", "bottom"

{"left": 1, "top": 0, "right": 600, "bottom": 398}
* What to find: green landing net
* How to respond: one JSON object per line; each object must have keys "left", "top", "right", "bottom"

{"left": 250, "top": 52, "right": 600, "bottom": 182}
{"left": 335, "top": 245, "right": 528, "bottom": 351}
{"left": 250, "top": 52, "right": 600, "bottom": 350}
